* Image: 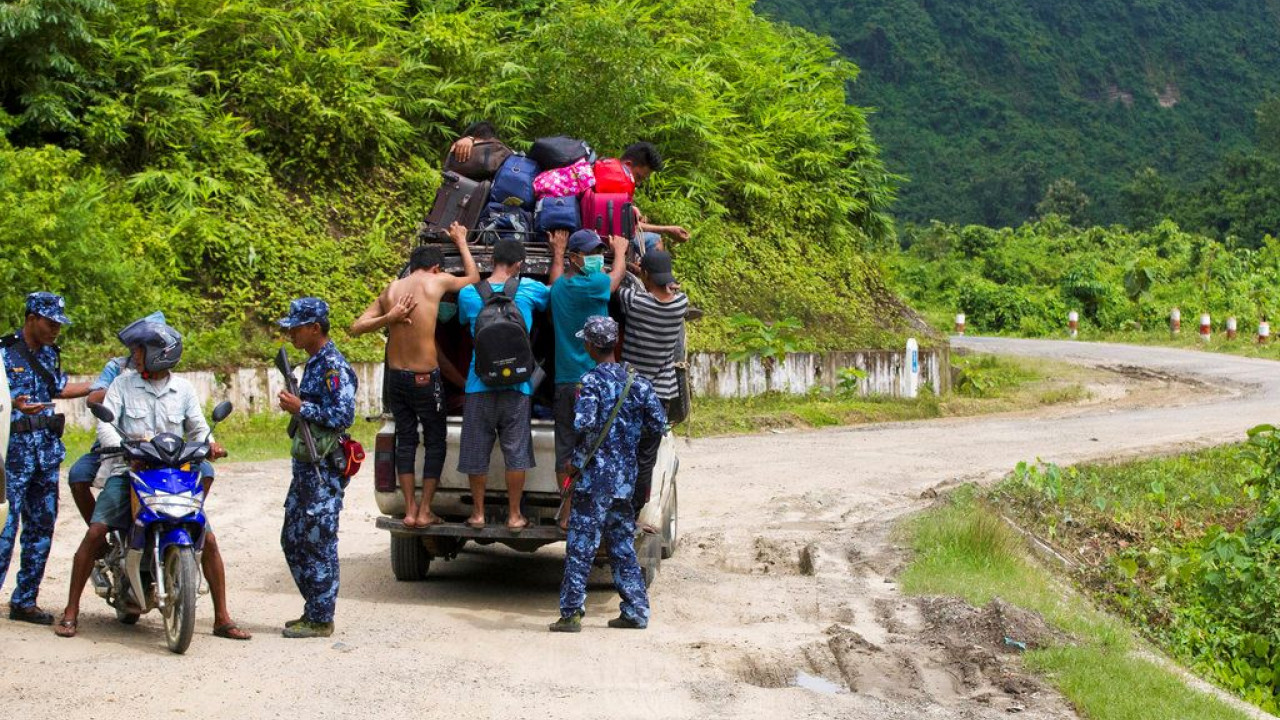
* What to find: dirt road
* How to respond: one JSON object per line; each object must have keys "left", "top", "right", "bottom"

{"left": 2, "top": 338, "right": 1275, "bottom": 719}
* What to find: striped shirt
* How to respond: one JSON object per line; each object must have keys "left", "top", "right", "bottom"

{"left": 618, "top": 286, "right": 688, "bottom": 400}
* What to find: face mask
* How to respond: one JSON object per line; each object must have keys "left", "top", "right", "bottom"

{"left": 438, "top": 302, "right": 458, "bottom": 323}
{"left": 581, "top": 255, "right": 605, "bottom": 274}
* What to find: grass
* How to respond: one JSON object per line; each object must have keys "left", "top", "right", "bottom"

{"left": 677, "top": 354, "right": 1092, "bottom": 437}
{"left": 898, "top": 489, "right": 1252, "bottom": 720}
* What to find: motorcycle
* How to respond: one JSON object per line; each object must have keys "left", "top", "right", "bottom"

{"left": 86, "top": 400, "right": 233, "bottom": 654}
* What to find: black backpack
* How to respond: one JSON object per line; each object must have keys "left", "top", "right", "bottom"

{"left": 472, "top": 280, "right": 534, "bottom": 386}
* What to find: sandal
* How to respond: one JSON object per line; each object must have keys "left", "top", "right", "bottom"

{"left": 213, "top": 622, "right": 252, "bottom": 640}
{"left": 54, "top": 618, "right": 78, "bottom": 638}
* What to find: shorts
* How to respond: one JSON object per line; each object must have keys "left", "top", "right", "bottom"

{"left": 553, "top": 383, "right": 581, "bottom": 472}
{"left": 456, "top": 391, "right": 535, "bottom": 475}
{"left": 90, "top": 475, "right": 132, "bottom": 529}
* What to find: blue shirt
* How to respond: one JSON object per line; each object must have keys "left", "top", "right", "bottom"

{"left": 457, "top": 278, "right": 550, "bottom": 395}
{"left": 573, "top": 362, "right": 667, "bottom": 500}
{"left": 3, "top": 331, "right": 69, "bottom": 468}
{"left": 550, "top": 271, "right": 611, "bottom": 385}
{"left": 299, "top": 340, "right": 357, "bottom": 431}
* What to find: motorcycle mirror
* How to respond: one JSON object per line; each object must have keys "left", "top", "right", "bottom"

{"left": 211, "top": 401, "right": 234, "bottom": 424}
{"left": 87, "top": 401, "right": 116, "bottom": 424}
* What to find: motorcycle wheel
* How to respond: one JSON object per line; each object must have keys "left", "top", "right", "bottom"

{"left": 161, "top": 546, "right": 199, "bottom": 654}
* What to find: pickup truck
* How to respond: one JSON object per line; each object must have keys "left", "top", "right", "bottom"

{"left": 371, "top": 244, "right": 683, "bottom": 585}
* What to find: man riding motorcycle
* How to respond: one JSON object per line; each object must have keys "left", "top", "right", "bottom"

{"left": 55, "top": 317, "right": 250, "bottom": 640}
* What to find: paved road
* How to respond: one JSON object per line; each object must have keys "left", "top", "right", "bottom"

{"left": 1, "top": 338, "right": 1273, "bottom": 719}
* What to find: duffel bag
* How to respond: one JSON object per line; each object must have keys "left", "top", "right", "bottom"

{"left": 528, "top": 136, "right": 593, "bottom": 170}
{"left": 592, "top": 158, "right": 635, "bottom": 195}
{"left": 533, "top": 158, "right": 595, "bottom": 199}
{"left": 443, "top": 138, "right": 512, "bottom": 181}
{"left": 475, "top": 202, "right": 535, "bottom": 244}
{"left": 534, "top": 195, "right": 581, "bottom": 235}
{"left": 489, "top": 153, "right": 539, "bottom": 210}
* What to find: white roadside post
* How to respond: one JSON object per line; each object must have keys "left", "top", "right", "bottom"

{"left": 1199, "top": 313, "right": 1212, "bottom": 343}
{"left": 1227, "top": 316, "right": 1238, "bottom": 340}
{"left": 1170, "top": 307, "right": 1181, "bottom": 334}
{"left": 1260, "top": 320, "right": 1272, "bottom": 345}
{"left": 1068, "top": 310, "right": 1079, "bottom": 339}
{"left": 904, "top": 337, "right": 920, "bottom": 399}
{"left": 954, "top": 313, "right": 966, "bottom": 336}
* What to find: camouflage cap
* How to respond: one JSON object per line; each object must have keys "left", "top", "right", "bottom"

{"left": 277, "top": 297, "right": 330, "bottom": 328}
{"left": 25, "top": 291, "right": 72, "bottom": 325}
{"left": 575, "top": 314, "right": 619, "bottom": 348}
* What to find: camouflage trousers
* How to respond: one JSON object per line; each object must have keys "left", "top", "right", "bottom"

{"left": 0, "top": 454, "right": 59, "bottom": 608}
{"left": 282, "top": 461, "right": 345, "bottom": 624}
{"left": 559, "top": 491, "right": 650, "bottom": 626}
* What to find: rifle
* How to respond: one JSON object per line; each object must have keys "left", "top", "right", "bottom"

{"left": 275, "top": 346, "right": 319, "bottom": 464}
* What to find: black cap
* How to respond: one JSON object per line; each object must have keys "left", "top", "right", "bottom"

{"left": 641, "top": 250, "right": 676, "bottom": 285}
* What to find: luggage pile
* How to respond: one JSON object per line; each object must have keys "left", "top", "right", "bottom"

{"left": 418, "top": 135, "right": 640, "bottom": 245}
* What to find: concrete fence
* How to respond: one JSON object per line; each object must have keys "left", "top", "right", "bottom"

{"left": 54, "top": 345, "right": 952, "bottom": 429}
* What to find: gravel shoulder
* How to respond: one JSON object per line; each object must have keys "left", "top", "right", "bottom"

{"left": 3, "top": 337, "right": 1275, "bottom": 719}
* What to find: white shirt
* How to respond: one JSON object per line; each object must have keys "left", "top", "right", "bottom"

{"left": 97, "top": 370, "right": 211, "bottom": 477}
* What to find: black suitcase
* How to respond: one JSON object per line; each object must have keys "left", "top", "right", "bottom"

{"left": 417, "top": 172, "right": 492, "bottom": 242}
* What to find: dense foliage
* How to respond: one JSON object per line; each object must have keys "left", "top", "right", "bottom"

{"left": 0, "top": 0, "right": 905, "bottom": 370}
{"left": 886, "top": 217, "right": 1280, "bottom": 337}
{"left": 997, "top": 430, "right": 1280, "bottom": 713}
{"left": 756, "top": 0, "right": 1280, "bottom": 229}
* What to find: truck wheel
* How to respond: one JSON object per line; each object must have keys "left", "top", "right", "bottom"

{"left": 390, "top": 534, "right": 431, "bottom": 581}
{"left": 661, "top": 479, "right": 678, "bottom": 559}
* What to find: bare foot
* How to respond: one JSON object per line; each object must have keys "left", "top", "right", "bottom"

{"left": 415, "top": 510, "right": 443, "bottom": 527}
{"left": 464, "top": 515, "right": 486, "bottom": 529}
{"left": 506, "top": 515, "right": 529, "bottom": 532}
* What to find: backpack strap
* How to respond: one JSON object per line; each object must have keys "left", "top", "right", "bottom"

{"left": 2, "top": 330, "right": 60, "bottom": 396}
{"left": 559, "top": 368, "right": 636, "bottom": 502}
{"left": 475, "top": 280, "right": 494, "bottom": 302}
{"left": 501, "top": 278, "right": 521, "bottom": 302}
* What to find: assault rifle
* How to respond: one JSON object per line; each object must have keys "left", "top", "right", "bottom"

{"left": 274, "top": 346, "right": 318, "bottom": 464}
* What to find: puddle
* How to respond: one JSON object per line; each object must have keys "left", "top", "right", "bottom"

{"left": 793, "top": 671, "right": 845, "bottom": 694}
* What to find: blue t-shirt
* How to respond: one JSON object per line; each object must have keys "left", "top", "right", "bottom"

{"left": 458, "top": 278, "right": 550, "bottom": 395}
{"left": 550, "top": 271, "right": 611, "bottom": 385}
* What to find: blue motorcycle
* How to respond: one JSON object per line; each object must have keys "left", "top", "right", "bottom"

{"left": 87, "top": 400, "right": 233, "bottom": 654}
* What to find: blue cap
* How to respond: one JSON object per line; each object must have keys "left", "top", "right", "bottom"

{"left": 568, "top": 229, "right": 605, "bottom": 253}
{"left": 277, "top": 297, "right": 330, "bottom": 329}
{"left": 575, "top": 315, "right": 619, "bottom": 348}
{"left": 25, "top": 292, "right": 71, "bottom": 325}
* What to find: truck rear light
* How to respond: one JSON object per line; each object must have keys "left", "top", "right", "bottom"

{"left": 373, "top": 432, "right": 396, "bottom": 493}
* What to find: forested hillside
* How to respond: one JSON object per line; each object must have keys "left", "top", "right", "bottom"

{"left": 0, "top": 0, "right": 905, "bottom": 370}
{"left": 758, "top": 0, "right": 1280, "bottom": 228}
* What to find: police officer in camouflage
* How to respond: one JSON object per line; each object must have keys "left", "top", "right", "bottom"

{"left": 550, "top": 316, "right": 666, "bottom": 633}
{"left": 0, "top": 292, "right": 91, "bottom": 624}
{"left": 276, "top": 298, "right": 357, "bottom": 639}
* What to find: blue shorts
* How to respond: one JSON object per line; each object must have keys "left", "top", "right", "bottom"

{"left": 90, "top": 475, "right": 132, "bottom": 529}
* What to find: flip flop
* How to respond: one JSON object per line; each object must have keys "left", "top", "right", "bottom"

{"left": 54, "top": 618, "right": 78, "bottom": 638}
{"left": 506, "top": 518, "right": 530, "bottom": 534}
{"left": 213, "top": 622, "right": 252, "bottom": 640}
{"left": 418, "top": 516, "right": 443, "bottom": 528}
{"left": 464, "top": 518, "right": 486, "bottom": 530}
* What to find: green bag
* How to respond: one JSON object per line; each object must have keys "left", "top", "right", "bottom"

{"left": 288, "top": 417, "right": 341, "bottom": 464}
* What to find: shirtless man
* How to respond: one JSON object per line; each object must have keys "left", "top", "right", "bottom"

{"left": 351, "top": 222, "right": 478, "bottom": 527}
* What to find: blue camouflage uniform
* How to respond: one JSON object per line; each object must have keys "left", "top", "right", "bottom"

{"left": 278, "top": 298, "right": 357, "bottom": 625}
{"left": 0, "top": 292, "right": 72, "bottom": 610}
{"left": 559, "top": 318, "right": 667, "bottom": 626}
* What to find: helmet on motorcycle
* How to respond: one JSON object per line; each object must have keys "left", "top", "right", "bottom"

{"left": 117, "top": 313, "right": 183, "bottom": 373}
